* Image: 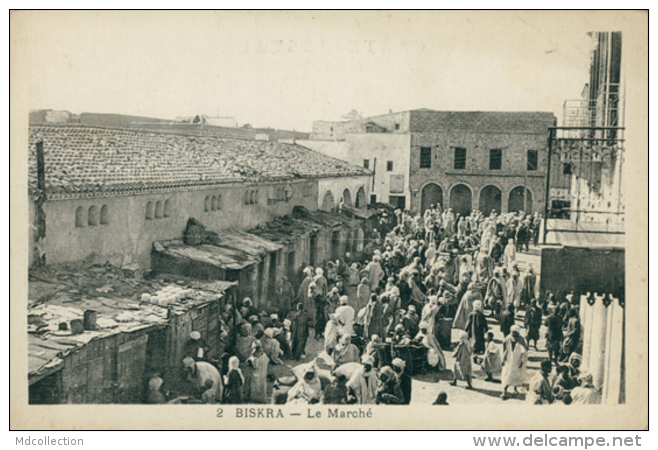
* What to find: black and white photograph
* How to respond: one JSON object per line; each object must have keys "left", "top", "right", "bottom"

{"left": 10, "top": 10, "right": 648, "bottom": 431}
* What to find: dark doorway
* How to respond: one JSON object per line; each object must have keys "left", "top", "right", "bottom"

{"left": 145, "top": 328, "right": 167, "bottom": 382}
{"left": 268, "top": 252, "right": 278, "bottom": 303}
{"left": 258, "top": 260, "right": 266, "bottom": 306}
{"left": 29, "top": 372, "right": 61, "bottom": 404}
{"left": 388, "top": 195, "right": 406, "bottom": 210}
{"left": 356, "top": 187, "right": 366, "bottom": 208}
{"left": 509, "top": 186, "right": 533, "bottom": 214}
{"left": 331, "top": 230, "right": 340, "bottom": 261}
{"left": 287, "top": 251, "right": 296, "bottom": 281}
{"left": 239, "top": 265, "right": 256, "bottom": 306}
{"left": 321, "top": 191, "right": 335, "bottom": 212}
{"left": 479, "top": 185, "right": 502, "bottom": 216}
{"left": 421, "top": 183, "right": 443, "bottom": 214}
{"left": 310, "top": 234, "right": 318, "bottom": 267}
{"left": 449, "top": 184, "right": 472, "bottom": 216}
{"left": 342, "top": 189, "right": 353, "bottom": 207}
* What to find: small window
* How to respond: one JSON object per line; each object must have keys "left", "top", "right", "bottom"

{"left": 146, "top": 201, "right": 153, "bottom": 220}
{"left": 489, "top": 149, "right": 502, "bottom": 170}
{"left": 386, "top": 161, "right": 393, "bottom": 172}
{"left": 454, "top": 147, "right": 466, "bottom": 170}
{"left": 155, "top": 201, "right": 163, "bottom": 218}
{"left": 249, "top": 191, "right": 255, "bottom": 205}
{"left": 420, "top": 147, "right": 432, "bottom": 168}
{"left": 255, "top": 190, "right": 259, "bottom": 204}
{"left": 370, "top": 194, "right": 377, "bottom": 204}
{"left": 163, "top": 200, "right": 171, "bottom": 217}
{"left": 88, "top": 206, "right": 98, "bottom": 226}
{"left": 245, "top": 191, "right": 250, "bottom": 205}
{"left": 100, "top": 205, "right": 109, "bottom": 225}
{"left": 217, "top": 194, "right": 222, "bottom": 210}
{"left": 330, "top": 127, "right": 334, "bottom": 132}
{"left": 205, "top": 196, "right": 210, "bottom": 212}
{"left": 563, "top": 163, "right": 573, "bottom": 175}
{"left": 75, "top": 207, "right": 85, "bottom": 227}
{"left": 527, "top": 150, "right": 538, "bottom": 171}
{"left": 363, "top": 159, "right": 370, "bottom": 169}
{"left": 211, "top": 195, "right": 217, "bottom": 211}
{"left": 395, "top": 123, "right": 400, "bottom": 130}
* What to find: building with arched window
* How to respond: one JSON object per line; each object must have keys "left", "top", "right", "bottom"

{"left": 304, "top": 109, "right": 559, "bottom": 214}
{"left": 27, "top": 124, "right": 372, "bottom": 267}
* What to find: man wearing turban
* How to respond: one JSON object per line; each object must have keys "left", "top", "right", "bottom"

{"left": 500, "top": 325, "right": 528, "bottom": 399}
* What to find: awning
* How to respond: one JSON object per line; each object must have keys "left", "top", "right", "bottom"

{"left": 155, "top": 230, "right": 283, "bottom": 270}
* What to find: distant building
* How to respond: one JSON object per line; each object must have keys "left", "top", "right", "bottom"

{"left": 29, "top": 111, "right": 310, "bottom": 142}
{"left": 303, "top": 109, "right": 558, "bottom": 214}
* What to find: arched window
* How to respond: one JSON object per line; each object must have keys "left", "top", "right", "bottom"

{"left": 211, "top": 196, "right": 217, "bottom": 211}
{"left": 217, "top": 194, "right": 222, "bottom": 210}
{"left": 75, "top": 207, "right": 85, "bottom": 227}
{"left": 250, "top": 191, "right": 255, "bottom": 205}
{"left": 155, "top": 201, "right": 163, "bottom": 218}
{"left": 255, "top": 190, "right": 259, "bottom": 204}
{"left": 163, "top": 199, "right": 171, "bottom": 217}
{"left": 205, "top": 196, "right": 210, "bottom": 212}
{"left": 146, "top": 201, "right": 153, "bottom": 220}
{"left": 245, "top": 191, "right": 250, "bottom": 205}
{"left": 100, "top": 205, "right": 109, "bottom": 225}
{"left": 88, "top": 206, "right": 98, "bottom": 226}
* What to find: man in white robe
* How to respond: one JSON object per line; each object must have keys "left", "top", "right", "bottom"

{"left": 334, "top": 296, "right": 355, "bottom": 337}
{"left": 500, "top": 325, "right": 528, "bottom": 399}
{"left": 346, "top": 354, "right": 378, "bottom": 404}
{"left": 503, "top": 238, "right": 516, "bottom": 269}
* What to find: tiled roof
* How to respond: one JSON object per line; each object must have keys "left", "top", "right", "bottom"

{"left": 28, "top": 125, "right": 370, "bottom": 198}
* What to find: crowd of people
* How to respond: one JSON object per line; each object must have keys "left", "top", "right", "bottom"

{"left": 147, "top": 204, "right": 599, "bottom": 406}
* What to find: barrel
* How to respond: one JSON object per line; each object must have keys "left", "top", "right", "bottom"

{"left": 83, "top": 310, "right": 97, "bottom": 331}
{"left": 70, "top": 319, "right": 84, "bottom": 334}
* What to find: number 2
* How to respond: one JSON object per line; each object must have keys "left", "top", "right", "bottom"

{"left": 216, "top": 408, "right": 223, "bottom": 418}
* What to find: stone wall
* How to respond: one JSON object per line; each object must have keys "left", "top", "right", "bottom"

{"left": 408, "top": 111, "right": 555, "bottom": 214}
{"left": 36, "top": 179, "right": 318, "bottom": 268}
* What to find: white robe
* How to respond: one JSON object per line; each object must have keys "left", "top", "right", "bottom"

{"left": 366, "top": 261, "right": 384, "bottom": 289}
{"left": 504, "top": 244, "right": 516, "bottom": 269}
{"left": 570, "top": 386, "right": 601, "bottom": 405}
{"left": 506, "top": 277, "right": 523, "bottom": 309}
{"left": 501, "top": 338, "right": 527, "bottom": 387}
{"left": 334, "top": 304, "right": 355, "bottom": 337}
{"left": 346, "top": 366, "right": 378, "bottom": 404}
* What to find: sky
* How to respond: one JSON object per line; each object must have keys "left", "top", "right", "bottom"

{"left": 11, "top": 11, "right": 647, "bottom": 132}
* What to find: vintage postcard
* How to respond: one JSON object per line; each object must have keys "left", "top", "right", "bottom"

{"left": 9, "top": 10, "right": 648, "bottom": 430}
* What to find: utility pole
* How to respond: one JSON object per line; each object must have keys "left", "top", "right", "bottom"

{"left": 524, "top": 164, "right": 528, "bottom": 214}
{"left": 35, "top": 140, "right": 46, "bottom": 265}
